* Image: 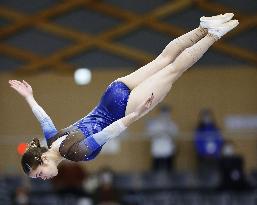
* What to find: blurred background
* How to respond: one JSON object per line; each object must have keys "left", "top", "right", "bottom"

{"left": 0, "top": 0, "right": 257, "bottom": 204}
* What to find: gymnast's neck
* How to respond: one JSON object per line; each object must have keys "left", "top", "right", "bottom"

{"left": 47, "top": 135, "right": 67, "bottom": 165}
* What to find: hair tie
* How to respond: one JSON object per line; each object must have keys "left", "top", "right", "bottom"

{"left": 34, "top": 156, "right": 40, "bottom": 161}
{"left": 29, "top": 141, "right": 37, "bottom": 148}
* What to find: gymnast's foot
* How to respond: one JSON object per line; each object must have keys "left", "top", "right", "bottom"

{"left": 208, "top": 19, "right": 239, "bottom": 39}
{"left": 200, "top": 13, "right": 234, "bottom": 29}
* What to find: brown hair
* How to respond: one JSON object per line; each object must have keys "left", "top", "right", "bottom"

{"left": 21, "top": 138, "right": 48, "bottom": 175}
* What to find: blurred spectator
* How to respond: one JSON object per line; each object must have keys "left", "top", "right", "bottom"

{"left": 145, "top": 105, "right": 179, "bottom": 171}
{"left": 194, "top": 108, "right": 224, "bottom": 172}
{"left": 51, "top": 161, "right": 89, "bottom": 196}
{"left": 93, "top": 167, "right": 120, "bottom": 205}
{"left": 0, "top": 176, "right": 11, "bottom": 205}
{"left": 77, "top": 197, "right": 94, "bottom": 205}
{"left": 15, "top": 187, "right": 29, "bottom": 205}
{"left": 83, "top": 174, "right": 99, "bottom": 194}
{"left": 219, "top": 140, "right": 251, "bottom": 190}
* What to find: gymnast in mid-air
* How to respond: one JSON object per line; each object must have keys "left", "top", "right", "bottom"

{"left": 9, "top": 14, "right": 238, "bottom": 180}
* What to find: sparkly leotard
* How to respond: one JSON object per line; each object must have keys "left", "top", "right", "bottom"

{"left": 34, "top": 81, "right": 131, "bottom": 161}
{"left": 71, "top": 81, "right": 131, "bottom": 160}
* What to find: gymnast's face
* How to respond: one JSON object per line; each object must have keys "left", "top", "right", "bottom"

{"left": 29, "top": 155, "right": 58, "bottom": 180}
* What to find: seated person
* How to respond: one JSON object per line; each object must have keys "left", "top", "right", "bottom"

{"left": 219, "top": 140, "right": 251, "bottom": 190}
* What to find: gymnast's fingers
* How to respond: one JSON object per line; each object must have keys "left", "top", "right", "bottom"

{"left": 145, "top": 96, "right": 154, "bottom": 108}
{"left": 9, "top": 80, "right": 20, "bottom": 87}
{"left": 150, "top": 93, "right": 154, "bottom": 100}
{"left": 10, "top": 84, "right": 20, "bottom": 92}
{"left": 11, "top": 80, "right": 25, "bottom": 88}
{"left": 11, "top": 81, "right": 24, "bottom": 89}
{"left": 147, "top": 93, "right": 154, "bottom": 103}
{"left": 8, "top": 80, "right": 14, "bottom": 86}
{"left": 23, "top": 80, "right": 31, "bottom": 88}
{"left": 13, "top": 80, "right": 23, "bottom": 85}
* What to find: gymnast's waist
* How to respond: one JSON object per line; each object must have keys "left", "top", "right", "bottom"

{"left": 73, "top": 111, "right": 116, "bottom": 134}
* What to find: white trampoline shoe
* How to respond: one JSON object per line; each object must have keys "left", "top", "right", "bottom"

{"left": 208, "top": 19, "right": 239, "bottom": 39}
{"left": 200, "top": 13, "right": 234, "bottom": 29}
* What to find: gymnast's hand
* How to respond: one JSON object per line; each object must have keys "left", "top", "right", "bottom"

{"left": 134, "top": 93, "right": 154, "bottom": 116}
{"left": 121, "top": 93, "right": 155, "bottom": 127}
{"left": 9, "top": 80, "right": 33, "bottom": 99}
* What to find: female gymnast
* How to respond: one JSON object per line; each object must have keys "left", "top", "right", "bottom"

{"left": 9, "top": 13, "right": 238, "bottom": 180}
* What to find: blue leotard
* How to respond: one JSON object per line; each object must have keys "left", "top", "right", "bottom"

{"left": 34, "top": 81, "right": 131, "bottom": 161}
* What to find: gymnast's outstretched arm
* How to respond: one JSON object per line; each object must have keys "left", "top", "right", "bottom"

{"left": 9, "top": 80, "right": 58, "bottom": 140}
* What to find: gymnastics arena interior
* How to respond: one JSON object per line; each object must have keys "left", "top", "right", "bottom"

{"left": 0, "top": 0, "right": 256, "bottom": 204}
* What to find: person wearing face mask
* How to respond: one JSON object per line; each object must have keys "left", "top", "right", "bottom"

{"left": 146, "top": 105, "right": 179, "bottom": 171}
{"left": 194, "top": 108, "right": 224, "bottom": 172}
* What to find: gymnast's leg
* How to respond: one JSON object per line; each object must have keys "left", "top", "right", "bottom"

{"left": 118, "top": 13, "right": 234, "bottom": 90}
{"left": 117, "top": 27, "right": 207, "bottom": 89}
{"left": 125, "top": 20, "right": 239, "bottom": 117}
